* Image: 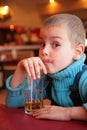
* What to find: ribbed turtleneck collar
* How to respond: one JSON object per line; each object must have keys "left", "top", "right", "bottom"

{"left": 48, "top": 54, "right": 86, "bottom": 80}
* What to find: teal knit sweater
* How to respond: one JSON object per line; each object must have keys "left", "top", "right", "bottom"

{"left": 6, "top": 54, "right": 87, "bottom": 109}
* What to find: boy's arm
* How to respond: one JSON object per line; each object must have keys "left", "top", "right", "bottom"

{"left": 33, "top": 105, "right": 87, "bottom": 121}
{"left": 6, "top": 75, "right": 25, "bottom": 108}
{"left": 69, "top": 106, "right": 87, "bottom": 120}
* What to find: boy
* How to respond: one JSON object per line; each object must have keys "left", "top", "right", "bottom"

{"left": 6, "top": 13, "right": 87, "bottom": 121}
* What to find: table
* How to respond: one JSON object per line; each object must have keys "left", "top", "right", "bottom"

{"left": 0, "top": 104, "right": 87, "bottom": 130}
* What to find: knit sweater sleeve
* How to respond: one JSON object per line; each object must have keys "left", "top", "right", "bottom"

{"left": 79, "top": 71, "right": 87, "bottom": 109}
{"left": 6, "top": 75, "right": 25, "bottom": 108}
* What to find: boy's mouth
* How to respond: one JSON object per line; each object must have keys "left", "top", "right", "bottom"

{"left": 42, "top": 59, "right": 53, "bottom": 64}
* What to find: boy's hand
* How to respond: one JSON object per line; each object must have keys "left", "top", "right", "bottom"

{"left": 33, "top": 105, "right": 71, "bottom": 121}
{"left": 10, "top": 57, "right": 47, "bottom": 88}
{"left": 18, "top": 57, "right": 47, "bottom": 79}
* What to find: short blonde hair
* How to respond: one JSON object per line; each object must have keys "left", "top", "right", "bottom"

{"left": 42, "top": 13, "right": 86, "bottom": 45}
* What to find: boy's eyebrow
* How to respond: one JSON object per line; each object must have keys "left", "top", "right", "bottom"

{"left": 50, "top": 36, "right": 63, "bottom": 40}
{"left": 39, "top": 36, "right": 62, "bottom": 40}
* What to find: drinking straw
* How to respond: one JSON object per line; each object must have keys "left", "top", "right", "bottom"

{"left": 27, "top": 77, "right": 33, "bottom": 110}
{"left": 30, "top": 78, "right": 33, "bottom": 102}
{"left": 27, "top": 77, "right": 33, "bottom": 102}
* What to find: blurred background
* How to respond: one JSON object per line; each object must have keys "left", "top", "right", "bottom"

{"left": 0, "top": 0, "right": 87, "bottom": 46}
{"left": 0, "top": 0, "right": 87, "bottom": 90}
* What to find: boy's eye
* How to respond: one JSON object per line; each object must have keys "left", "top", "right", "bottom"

{"left": 52, "top": 42, "right": 60, "bottom": 48}
{"left": 40, "top": 42, "right": 46, "bottom": 48}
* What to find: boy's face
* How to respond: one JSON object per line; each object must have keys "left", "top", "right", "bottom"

{"left": 39, "top": 25, "right": 76, "bottom": 74}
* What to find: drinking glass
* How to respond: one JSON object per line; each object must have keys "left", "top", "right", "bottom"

{"left": 23, "top": 77, "right": 44, "bottom": 115}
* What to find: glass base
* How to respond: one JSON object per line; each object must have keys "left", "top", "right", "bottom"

{"left": 25, "top": 110, "right": 35, "bottom": 115}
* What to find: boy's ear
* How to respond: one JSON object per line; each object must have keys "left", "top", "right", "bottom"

{"left": 73, "top": 44, "right": 85, "bottom": 60}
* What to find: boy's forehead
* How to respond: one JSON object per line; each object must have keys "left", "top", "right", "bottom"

{"left": 40, "top": 24, "right": 69, "bottom": 35}
{"left": 41, "top": 23, "right": 68, "bottom": 30}
{"left": 39, "top": 25, "right": 71, "bottom": 41}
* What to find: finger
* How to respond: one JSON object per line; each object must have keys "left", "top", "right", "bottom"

{"left": 38, "top": 59, "right": 47, "bottom": 74}
{"left": 33, "top": 108, "right": 50, "bottom": 119}
{"left": 44, "top": 105, "right": 51, "bottom": 108}
{"left": 33, "top": 107, "right": 50, "bottom": 116}
{"left": 32, "top": 57, "right": 41, "bottom": 78}
{"left": 21, "top": 60, "right": 31, "bottom": 77}
{"left": 27, "top": 58, "right": 36, "bottom": 79}
{"left": 35, "top": 114, "right": 49, "bottom": 119}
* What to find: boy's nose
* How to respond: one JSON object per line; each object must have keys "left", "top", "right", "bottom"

{"left": 42, "top": 46, "right": 50, "bottom": 56}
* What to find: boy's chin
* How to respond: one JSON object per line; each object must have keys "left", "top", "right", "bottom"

{"left": 47, "top": 70, "right": 58, "bottom": 74}
{"left": 46, "top": 66, "right": 60, "bottom": 74}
